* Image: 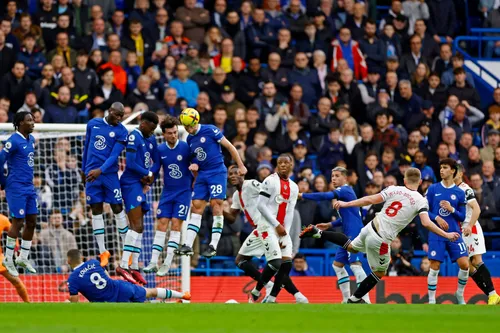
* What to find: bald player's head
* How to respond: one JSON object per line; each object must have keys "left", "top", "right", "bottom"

{"left": 107, "top": 102, "right": 125, "bottom": 125}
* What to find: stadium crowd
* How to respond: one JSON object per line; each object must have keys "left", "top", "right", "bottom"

{"left": 0, "top": 0, "right": 500, "bottom": 276}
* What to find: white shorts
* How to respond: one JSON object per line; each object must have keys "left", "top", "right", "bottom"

{"left": 350, "top": 222, "right": 390, "bottom": 272}
{"left": 463, "top": 223, "right": 486, "bottom": 258}
{"left": 238, "top": 231, "right": 265, "bottom": 258}
{"left": 256, "top": 224, "right": 293, "bottom": 261}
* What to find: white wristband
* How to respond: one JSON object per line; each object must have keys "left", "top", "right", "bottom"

{"left": 148, "top": 171, "right": 153, "bottom": 178}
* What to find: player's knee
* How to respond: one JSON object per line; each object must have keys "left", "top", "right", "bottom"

{"left": 170, "top": 219, "right": 182, "bottom": 231}
{"left": 90, "top": 204, "right": 104, "bottom": 215}
{"left": 235, "top": 255, "right": 243, "bottom": 266}
{"left": 458, "top": 259, "right": 469, "bottom": 270}
{"left": 191, "top": 200, "right": 205, "bottom": 214}
{"left": 158, "top": 218, "right": 170, "bottom": 231}
{"left": 110, "top": 204, "right": 123, "bottom": 215}
{"left": 470, "top": 255, "right": 482, "bottom": 267}
{"left": 374, "top": 270, "right": 386, "bottom": 279}
{"left": 268, "top": 258, "right": 282, "bottom": 271}
{"left": 24, "top": 219, "right": 36, "bottom": 231}
{"left": 430, "top": 260, "right": 440, "bottom": 271}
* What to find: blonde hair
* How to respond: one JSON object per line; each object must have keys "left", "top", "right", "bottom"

{"left": 405, "top": 167, "right": 421, "bottom": 185}
{"left": 204, "top": 27, "right": 222, "bottom": 54}
{"left": 341, "top": 117, "right": 360, "bottom": 140}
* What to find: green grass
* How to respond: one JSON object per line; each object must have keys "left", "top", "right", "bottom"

{"left": 0, "top": 303, "right": 498, "bottom": 333}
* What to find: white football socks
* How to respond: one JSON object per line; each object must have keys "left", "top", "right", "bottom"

{"left": 150, "top": 231, "right": 167, "bottom": 264}
{"left": 19, "top": 240, "right": 32, "bottom": 260}
{"left": 333, "top": 264, "right": 350, "bottom": 302}
{"left": 115, "top": 210, "right": 128, "bottom": 244}
{"left": 185, "top": 213, "right": 201, "bottom": 247}
{"left": 4, "top": 236, "right": 16, "bottom": 261}
{"left": 457, "top": 268, "right": 469, "bottom": 296}
{"left": 92, "top": 214, "right": 106, "bottom": 253}
{"left": 163, "top": 231, "right": 181, "bottom": 271}
{"left": 209, "top": 215, "right": 224, "bottom": 249}
{"left": 131, "top": 233, "right": 143, "bottom": 270}
{"left": 428, "top": 268, "right": 439, "bottom": 304}
{"left": 121, "top": 230, "right": 139, "bottom": 268}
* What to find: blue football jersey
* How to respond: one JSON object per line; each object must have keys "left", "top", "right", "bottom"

{"left": 67, "top": 259, "right": 119, "bottom": 302}
{"left": 157, "top": 140, "right": 193, "bottom": 193}
{"left": 120, "top": 129, "right": 158, "bottom": 186}
{"left": 332, "top": 185, "right": 364, "bottom": 238}
{"left": 426, "top": 182, "right": 466, "bottom": 241}
{"left": 186, "top": 125, "right": 225, "bottom": 171}
{"left": 0, "top": 132, "right": 36, "bottom": 190}
{"left": 82, "top": 118, "right": 128, "bottom": 175}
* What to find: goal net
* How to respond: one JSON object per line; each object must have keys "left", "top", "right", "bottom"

{"left": 0, "top": 122, "right": 190, "bottom": 302}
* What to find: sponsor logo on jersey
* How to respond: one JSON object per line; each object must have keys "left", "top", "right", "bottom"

{"left": 94, "top": 135, "right": 107, "bottom": 150}
{"left": 109, "top": 132, "right": 115, "bottom": 138}
{"left": 438, "top": 207, "right": 451, "bottom": 217}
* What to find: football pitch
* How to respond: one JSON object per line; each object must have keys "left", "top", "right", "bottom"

{"left": 0, "top": 303, "right": 498, "bottom": 333}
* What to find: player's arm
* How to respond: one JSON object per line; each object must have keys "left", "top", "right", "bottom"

{"left": 419, "top": 211, "right": 459, "bottom": 241}
{"left": 69, "top": 295, "right": 80, "bottom": 303}
{"left": 99, "top": 141, "right": 127, "bottom": 174}
{"left": 149, "top": 144, "right": 162, "bottom": 182}
{"left": 300, "top": 191, "right": 336, "bottom": 201}
{"left": 0, "top": 139, "right": 16, "bottom": 188}
{"left": 125, "top": 148, "right": 151, "bottom": 177}
{"left": 225, "top": 191, "right": 241, "bottom": 223}
{"left": 220, "top": 137, "right": 247, "bottom": 175}
{"left": 425, "top": 186, "right": 439, "bottom": 222}
{"left": 330, "top": 217, "right": 343, "bottom": 228}
{"left": 81, "top": 123, "right": 92, "bottom": 175}
{"left": 335, "top": 193, "right": 384, "bottom": 209}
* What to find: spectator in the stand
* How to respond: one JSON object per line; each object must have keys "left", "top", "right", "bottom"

{"left": 441, "top": 53, "right": 475, "bottom": 88}
{"left": 403, "top": 0, "right": 430, "bottom": 35}
{"left": 481, "top": 129, "right": 500, "bottom": 161}
{"left": 345, "top": 2, "right": 368, "bottom": 41}
{"left": 379, "top": 0, "right": 404, "bottom": 31}
{"left": 160, "top": 88, "right": 181, "bottom": 117}
{"left": 495, "top": 146, "right": 500, "bottom": 176}
{"left": 194, "top": 91, "right": 212, "bottom": 124}
{"left": 149, "top": 8, "right": 170, "bottom": 43}
{"left": 359, "top": 19, "right": 386, "bottom": 74}
{"left": 213, "top": 106, "right": 236, "bottom": 140}
{"left": 438, "top": 94, "right": 459, "bottom": 127}
{"left": 13, "top": 13, "right": 45, "bottom": 52}
{"left": 99, "top": 50, "right": 127, "bottom": 96}
{"left": 270, "top": 28, "right": 296, "bottom": 69}
{"left": 179, "top": 42, "right": 201, "bottom": 78}
{"left": 163, "top": 20, "right": 190, "bottom": 61}
{"left": 84, "top": 5, "right": 113, "bottom": 36}
{"left": 175, "top": 0, "right": 210, "bottom": 45}
{"left": 18, "top": 91, "right": 45, "bottom": 116}
{"left": 264, "top": 0, "right": 287, "bottom": 32}
{"left": 47, "top": 31, "right": 76, "bottom": 68}
{"left": 353, "top": 123, "right": 383, "bottom": 177}
{"left": 0, "top": 61, "right": 32, "bottom": 115}
{"left": 411, "top": 63, "right": 430, "bottom": 92}
{"left": 459, "top": 131, "right": 474, "bottom": 152}
{"left": 340, "top": 115, "right": 361, "bottom": 157}
{"left": 367, "top": 89, "right": 404, "bottom": 126}
{"left": 290, "top": 253, "right": 316, "bottom": 276}
{"left": 470, "top": 172, "right": 498, "bottom": 231}
{"left": 70, "top": 0, "right": 90, "bottom": 38}
{"left": 253, "top": 81, "right": 284, "bottom": 118}
{"left": 102, "top": 34, "right": 127, "bottom": 67}
{"left": 54, "top": 13, "right": 80, "bottom": 51}
{"left": 292, "top": 140, "right": 314, "bottom": 177}
{"left": 275, "top": 117, "right": 309, "bottom": 154}
{"left": 330, "top": 27, "right": 368, "bottom": 81}
{"left": 297, "top": 21, "right": 326, "bottom": 60}
{"left": 206, "top": 67, "right": 229, "bottom": 105}
{"left": 412, "top": 150, "right": 436, "bottom": 182}
{"left": 446, "top": 102, "right": 485, "bottom": 139}
{"left": 312, "top": 9, "right": 334, "bottom": 44}
{"left": 374, "top": 111, "right": 400, "bottom": 149}
{"left": 82, "top": 18, "right": 107, "bottom": 54}
{"left": 44, "top": 86, "right": 78, "bottom": 123}
{"left": 129, "top": 0, "right": 155, "bottom": 27}
{"left": 283, "top": 0, "right": 308, "bottom": 40}
{"left": 381, "top": 24, "right": 403, "bottom": 59}
{"left": 59, "top": 66, "right": 88, "bottom": 111}
{"left": 312, "top": 50, "right": 329, "bottom": 94}
{"left": 39, "top": 209, "right": 77, "bottom": 273}
{"left": 211, "top": 0, "right": 227, "bottom": 29}
{"left": 203, "top": 26, "right": 223, "bottom": 58}
{"left": 484, "top": 102, "right": 500, "bottom": 135}
{"left": 221, "top": 85, "right": 245, "bottom": 119}
{"left": 88, "top": 49, "right": 104, "bottom": 71}
{"left": 420, "top": 72, "right": 447, "bottom": 113}
{"left": 427, "top": 0, "right": 456, "bottom": 44}
{"left": 73, "top": 52, "right": 98, "bottom": 95}
{"left": 484, "top": 7, "right": 500, "bottom": 58}
{"left": 309, "top": 97, "right": 337, "bottom": 152}
{"left": 467, "top": 146, "right": 483, "bottom": 176}
{"left": 246, "top": 7, "right": 276, "bottom": 60}
{"left": 381, "top": 146, "right": 399, "bottom": 175}
{"left": 169, "top": 63, "right": 199, "bottom": 107}
{"left": 261, "top": 52, "right": 289, "bottom": 97}
{"left": 398, "top": 80, "right": 423, "bottom": 129}
{"left": 126, "top": 75, "right": 161, "bottom": 111}
{"left": 447, "top": 67, "right": 481, "bottom": 108}
{"left": 399, "top": 34, "right": 429, "bottom": 76}
{"left": 413, "top": 19, "right": 439, "bottom": 60}
{"left": 324, "top": 75, "right": 348, "bottom": 105}
{"left": 360, "top": 151, "right": 382, "bottom": 188}
{"left": 237, "top": 58, "right": 264, "bottom": 107}
{"left": 287, "top": 84, "right": 311, "bottom": 127}
{"left": 318, "top": 128, "right": 346, "bottom": 176}
{"left": 35, "top": 0, "right": 58, "bottom": 46}
{"left": 17, "top": 34, "right": 46, "bottom": 80}
{"left": 33, "top": 64, "right": 58, "bottom": 108}
{"left": 0, "top": 17, "right": 20, "bottom": 53}
{"left": 431, "top": 43, "right": 453, "bottom": 77}
{"left": 91, "top": 67, "right": 124, "bottom": 111}
{"left": 122, "top": 20, "right": 154, "bottom": 69}
{"left": 222, "top": 10, "right": 247, "bottom": 60}
{"left": 340, "top": 69, "right": 366, "bottom": 122}
{"left": 442, "top": 126, "right": 468, "bottom": 163}
{"left": 86, "top": 0, "right": 116, "bottom": 20}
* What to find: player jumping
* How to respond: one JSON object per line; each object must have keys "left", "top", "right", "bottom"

{"left": 455, "top": 164, "right": 500, "bottom": 305}
{"left": 82, "top": 102, "right": 129, "bottom": 267}
{"left": 225, "top": 165, "right": 308, "bottom": 303}
{"left": 248, "top": 154, "right": 299, "bottom": 303}
{"left": 67, "top": 249, "right": 190, "bottom": 303}
{"left": 117, "top": 111, "right": 160, "bottom": 285}
{"left": 298, "top": 167, "right": 370, "bottom": 303}
{"left": 300, "top": 168, "right": 460, "bottom": 303}
{"left": 0, "top": 111, "right": 38, "bottom": 276}
{"left": 143, "top": 116, "right": 193, "bottom": 276}
{"left": 177, "top": 109, "right": 247, "bottom": 258}
{"left": 426, "top": 158, "right": 469, "bottom": 304}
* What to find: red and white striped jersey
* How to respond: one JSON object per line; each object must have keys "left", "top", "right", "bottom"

{"left": 230, "top": 180, "right": 262, "bottom": 228}
{"left": 259, "top": 173, "right": 298, "bottom": 232}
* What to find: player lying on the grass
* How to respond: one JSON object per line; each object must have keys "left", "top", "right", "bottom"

{"left": 248, "top": 154, "right": 300, "bottom": 303}
{"left": 0, "top": 111, "right": 38, "bottom": 276}
{"left": 117, "top": 111, "right": 160, "bottom": 285}
{"left": 82, "top": 102, "right": 129, "bottom": 267}
{"left": 455, "top": 165, "right": 499, "bottom": 305}
{"left": 67, "top": 249, "right": 190, "bottom": 303}
{"left": 144, "top": 116, "right": 194, "bottom": 276}
{"left": 224, "top": 165, "right": 308, "bottom": 303}
{"left": 177, "top": 108, "right": 247, "bottom": 258}
{"left": 0, "top": 215, "right": 29, "bottom": 302}
{"left": 298, "top": 166, "right": 370, "bottom": 303}
{"left": 300, "top": 168, "right": 460, "bottom": 303}
{"left": 426, "top": 159, "right": 469, "bottom": 305}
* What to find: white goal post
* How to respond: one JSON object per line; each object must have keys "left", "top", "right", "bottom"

{"left": 0, "top": 116, "right": 190, "bottom": 302}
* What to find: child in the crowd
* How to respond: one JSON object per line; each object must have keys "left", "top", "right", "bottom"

{"left": 124, "top": 51, "right": 142, "bottom": 92}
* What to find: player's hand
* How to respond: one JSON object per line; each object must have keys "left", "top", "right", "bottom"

{"left": 86, "top": 168, "right": 102, "bottom": 182}
{"left": 439, "top": 200, "right": 453, "bottom": 212}
{"left": 462, "top": 225, "right": 472, "bottom": 237}
{"left": 436, "top": 216, "right": 449, "bottom": 231}
{"left": 316, "top": 223, "right": 331, "bottom": 231}
{"left": 189, "top": 164, "right": 199, "bottom": 172}
{"left": 298, "top": 193, "right": 303, "bottom": 199}
{"left": 275, "top": 224, "right": 287, "bottom": 237}
{"left": 143, "top": 185, "right": 151, "bottom": 194}
{"left": 333, "top": 201, "right": 346, "bottom": 210}
{"left": 238, "top": 165, "right": 247, "bottom": 176}
{"left": 422, "top": 243, "right": 429, "bottom": 253}
{"left": 446, "top": 232, "right": 460, "bottom": 242}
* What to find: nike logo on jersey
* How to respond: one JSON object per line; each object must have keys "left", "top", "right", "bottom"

{"left": 93, "top": 126, "right": 100, "bottom": 129}
{"left": 435, "top": 194, "right": 442, "bottom": 197}
{"left": 212, "top": 129, "right": 218, "bottom": 133}
{"left": 23, "top": 146, "right": 27, "bottom": 149}
{"left": 161, "top": 156, "right": 167, "bottom": 159}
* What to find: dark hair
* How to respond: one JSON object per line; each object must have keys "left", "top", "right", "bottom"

{"left": 439, "top": 158, "right": 458, "bottom": 176}
{"left": 160, "top": 115, "right": 180, "bottom": 132}
{"left": 278, "top": 153, "right": 293, "bottom": 162}
{"left": 13, "top": 111, "right": 31, "bottom": 130}
{"left": 365, "top": 151, "right": 379, "bottom": 161}
{"left": 67, "top": 249, "right": 82, "bottom": 263}
{"left": 51, "top": 209, "right": 62, "bottom": 215}
{"left": 129, "top": 19, "right": 142, "bottom": 25}
{"left": 428, "top": 71, "right": 440, "bottom": 79}
{"left": 366, "top": 18, "right": 377, "bottom": 26}
{"left": 453, "top": 67, "right": 466, "bottom": 75}
{"left": 23, "top": 33, "right": 35, "bottom": 40}
{"left": 294, "top": 253, "right": 306, "bottom": 260}
{"left": 452, "top": 53, "right": 464, "bottom": 61}
{"left": 141, "top": 111, "right": 159, "bottom": 125}
{"left": 247, "top": 105, "right": 259, "bottom": 113}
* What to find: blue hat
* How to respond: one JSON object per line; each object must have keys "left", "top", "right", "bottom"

{"left": 256, "top": 161, "right": 273, "bottom": 172}
{"left": 421, "top": 100, "right": 433, "bottom": 110}
{"left": 294, "top": 140, "right": 306, "bottom": 148}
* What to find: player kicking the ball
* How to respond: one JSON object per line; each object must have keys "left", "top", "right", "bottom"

{"left": 225, "top": 165, "right": 308, "bottom": 303}
{"left": 299, "top": 167, "right": 370, "bottom": 303}
{"left": 67, "top": 249, "right": 190, "bottom": 303}
{"left": 0, "top": 111, "right": 38, "bottom": 276}
{"left": 144, "top": 116, "right": 194, "bottom": 276}
{"left": 455, "top": 165, "right": 500, "bottom": 305}
{"left": 82, "top": 102, "right": 129, "bottom": 267}
{"left": 300, "top": 168, "right": 460, "bottom": 303}
{"left": 177, "top": 108, "right": 247, "bottom": 258}
{"left": 248, "top": 154, "right": 300, "bottom": 303}
{"left": 117, "top": 111, "right": 160, "bottom": 285}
